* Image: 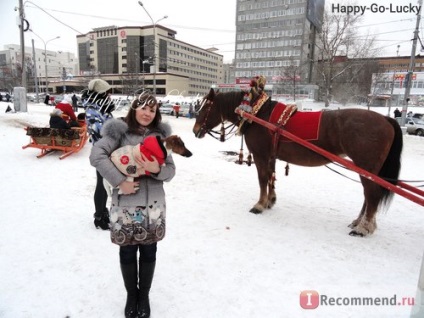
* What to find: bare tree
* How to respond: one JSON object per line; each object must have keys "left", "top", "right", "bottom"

{"left": 315, "top": 8, "right": 377, "bottom": 106}
{"left": 276, "top": 58, "right": 305, "bottom": 101}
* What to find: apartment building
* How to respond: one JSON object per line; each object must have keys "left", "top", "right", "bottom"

{"left": 233, "top": 0, "right": 324, "bottom": 97}
{"left": 0, "top": 44, "right": 78, "bottom": 93}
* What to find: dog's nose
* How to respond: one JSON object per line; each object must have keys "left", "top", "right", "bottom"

{"left": 184, "top": 150, "right": 193, "bottom": 157}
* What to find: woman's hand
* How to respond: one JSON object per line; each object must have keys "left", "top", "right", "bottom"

{"left": 118, "top": 180, "right": 140, "bottom": 194}
{"left": 136, "top": 153, "right": 161, "bottom": 174}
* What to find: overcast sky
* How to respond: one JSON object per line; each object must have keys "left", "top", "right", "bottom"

{"left": 0, "top": 0, "right": 421, "bottom": 63}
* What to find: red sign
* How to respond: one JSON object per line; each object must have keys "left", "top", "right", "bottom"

{"left": 120, "top": 30, "right": 126, "bottom": 38}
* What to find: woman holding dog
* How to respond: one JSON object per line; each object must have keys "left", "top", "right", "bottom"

{"left": 90, "top": 91, "right": 175, "bottom": 318}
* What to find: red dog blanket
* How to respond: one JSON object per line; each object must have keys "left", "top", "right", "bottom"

{"left": 111, "top": 135, "right": 167, "bottom": 177}
{"left": 269, "top": 102, "right": 322, "bottom": 141}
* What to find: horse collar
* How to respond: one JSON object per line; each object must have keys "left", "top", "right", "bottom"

{"left": 237, "top": 92, "right": 269, "bottom": 134}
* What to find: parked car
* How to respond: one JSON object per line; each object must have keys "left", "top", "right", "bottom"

{"left": 159, "top": 103, "right": 174, "bottom": 115}
{"left": 115, "top": 99, "right": 132, "bottom": 111}
{"left": 0, "top": 91, "right": 13, "bottom": 102}
{"left": 179, "top": 104, "right": 190, "bottom": 117}
{"left": 406, "top": 118, "right": 424, "bottom": 136}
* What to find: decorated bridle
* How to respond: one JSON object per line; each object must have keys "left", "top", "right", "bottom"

{"left": 196, "top": 94, "right": 239, "bottom": 142}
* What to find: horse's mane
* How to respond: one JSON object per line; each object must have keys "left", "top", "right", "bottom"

{"left": 212, "top": 90, "right": 245, "bottom": 119}
{"left": 215, "top": 90, "right": 245, "bottom": 107}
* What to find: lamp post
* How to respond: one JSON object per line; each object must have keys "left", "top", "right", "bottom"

{"left": 43, "top": 36, "right": 60, "bottom": 94}
{"left": 138, "top": 1, "right": 167, "bottom": 96}
{"left": 135, "top": 52, "right": 150, "bottom": 90}
{"left": 29, "top": 30, "right": 60, "bottom": 94}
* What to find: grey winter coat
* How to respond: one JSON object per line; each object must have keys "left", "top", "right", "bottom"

{"left": 89, "top": 118, "right": 176, "bottom": 245}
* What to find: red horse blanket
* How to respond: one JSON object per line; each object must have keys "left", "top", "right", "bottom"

{"left": 269, "top": 103, "right": 322, "bottom": 141}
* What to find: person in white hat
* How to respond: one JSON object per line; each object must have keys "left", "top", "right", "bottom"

{"left": 82, "top": 79, "right": 116, "bottom": 230}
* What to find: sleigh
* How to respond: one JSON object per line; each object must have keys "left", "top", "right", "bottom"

{"left": 22, "top": 121, "right": 88, "bottom": 159}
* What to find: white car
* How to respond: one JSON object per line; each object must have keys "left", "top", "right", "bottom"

{"left": 159, "top": 103, "right": 174, "bottom": 115}
{"left": 406, "top": 118, "right": 424, "bottom": 136}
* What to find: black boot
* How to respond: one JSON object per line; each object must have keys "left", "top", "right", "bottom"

{"left": 121, "top": 263, "right": 139, "bottom": 318}
{"left": 137, "top": 261, "right": 156, "bottom": 318}
{"left": 93, "top": 208, "right": 110, "bottom": 230}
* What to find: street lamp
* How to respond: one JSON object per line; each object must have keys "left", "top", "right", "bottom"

{"left": 135, "top": 52, "right": 150, "bottom": 90}
{"left": 30, "top": 30, "right": 60, "bottom": 94}
{"left": 138, "top": 1, "right": 167, "bottom": 96}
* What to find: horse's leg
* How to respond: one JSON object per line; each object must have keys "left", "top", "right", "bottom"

{"left": 250, "top": 155, "right": 270, "bottom": 214}
{"left": 267, "top": 158, "right": 277, "bottom": 209}
{"left": 349, "top": 178, "right": 380, "bottom": 236}
{"left": 348, "top": 201, "right": 366, "bottom": 229}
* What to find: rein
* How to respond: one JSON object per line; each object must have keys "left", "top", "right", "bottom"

{"left": 197, "top": 97, "right": 239, "bottom": 142}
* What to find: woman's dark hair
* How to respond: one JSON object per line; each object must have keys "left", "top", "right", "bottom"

{"left": 125, "top": 92, "right": 162, "bottom": 133}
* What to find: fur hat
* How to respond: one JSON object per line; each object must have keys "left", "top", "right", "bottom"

{"left": 51, "top": 108, "right": 63, "bottom": 117}
{"left": 88, "top": 79, "right": 111, "bottom": 94}
{"left": 81, "top": 79, "right": 115, "bottom": 113}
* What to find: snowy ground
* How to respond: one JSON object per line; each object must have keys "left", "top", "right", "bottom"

{"left": 0, "top": 101, "right": 423, "bottom": 318}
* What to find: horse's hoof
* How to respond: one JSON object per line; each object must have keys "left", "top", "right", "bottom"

{"left": 349, "top": 230, "right": 364, "bottom": 237}
{"left": 249, "top": 207, "right": 263, "bottom": 214}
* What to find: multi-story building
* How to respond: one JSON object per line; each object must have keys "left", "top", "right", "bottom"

{"left": 0, "top": 44, "right": 78, "bottom": 93}
{"left": 233, "top": 0, "right": 324, "bottom": 98}
{"left": 76, "top": 24, "right": 224, "bottom": 97}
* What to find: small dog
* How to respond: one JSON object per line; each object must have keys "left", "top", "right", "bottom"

{"left": 104, "top": 135, "right": 192, "bottom": 195}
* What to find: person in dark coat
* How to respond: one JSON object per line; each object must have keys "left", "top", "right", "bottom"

{"left": 5, "top": 93, "right": 10, "bottom": 102}
{"left": 44, "top": 94, "right": 50, "bottom": 105}
{"left": 49, "top": 109, "right": 70, "bottom": 129}
{"left": 71, "top": 94, "right": 78, "bottom": 112}
{"left": 394, "top": 108, "right": 401, "bottom": 118}
{"left": 82, "top": 79, "right": 116, "bottom": 230}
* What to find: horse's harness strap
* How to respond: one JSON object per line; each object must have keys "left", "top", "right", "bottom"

{"left": 271, "top": 104, "right": 298, "bottom": 173}
{"left": 277, "top": 104, "right": 298, "bottom": 126}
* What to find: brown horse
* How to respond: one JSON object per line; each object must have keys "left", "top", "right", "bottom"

{"left": 192, "top": 89, "right": 403, "bottom": 236}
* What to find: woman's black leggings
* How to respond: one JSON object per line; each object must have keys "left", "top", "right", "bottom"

{"left": 94, "top": 169, "right": 108, "bottom": 216}
{"left": 120, "top": 243, "right": 157, "bottom": 264}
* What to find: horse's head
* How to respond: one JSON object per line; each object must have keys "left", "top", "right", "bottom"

{"left": 192, "top": 88, "right": 244, "bottom": 139}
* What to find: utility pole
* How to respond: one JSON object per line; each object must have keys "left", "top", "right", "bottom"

{"left": 388, "top": 45, "right": 400, "bottom": 117}
{"left": 17, "top": 0, "right": 27, "bottom": 112}
{"left": 401, "top": 0, "right": 423, "bottom": 126}
{"left": 19, "top": 0, "right": 26, "bottom": 90}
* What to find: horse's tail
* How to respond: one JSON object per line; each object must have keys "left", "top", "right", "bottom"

{"left": 378, "top": 117, "right": 403, "bottom": 207}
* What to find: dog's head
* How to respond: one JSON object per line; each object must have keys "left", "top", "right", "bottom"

{"left": 162, "top": 135, "right": 193, "bottom": 157}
